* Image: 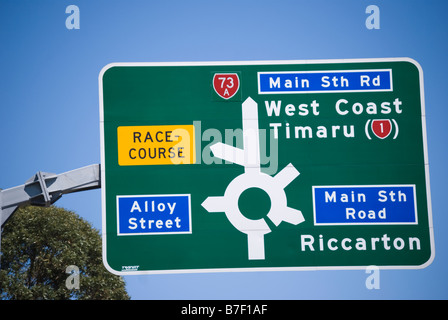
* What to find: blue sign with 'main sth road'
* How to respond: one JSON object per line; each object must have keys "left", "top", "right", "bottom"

{"left": 313, "top": 185, "right": 417, "bottom": 225}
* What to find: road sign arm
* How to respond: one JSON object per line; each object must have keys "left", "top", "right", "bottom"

{"left": 1, "top": 164, "right": 101, "bottom": 227}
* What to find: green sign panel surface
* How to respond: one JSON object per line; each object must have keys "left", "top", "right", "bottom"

{"left": 99, "top": 58, "right": 434, "bottom": 275}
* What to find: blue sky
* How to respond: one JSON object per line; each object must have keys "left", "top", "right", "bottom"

{"left": 1, "top": 0, "right": 448, "bottom": 299}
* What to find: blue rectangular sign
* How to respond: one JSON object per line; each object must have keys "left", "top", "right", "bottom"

{"left": 117, "top": 194, "right": 191, "bottom": 235}
{"left": 313, "top": 185, "right": 417, "bottom": 225}
{"left": 258, "top": 69, "right": 392, "bottom": 94}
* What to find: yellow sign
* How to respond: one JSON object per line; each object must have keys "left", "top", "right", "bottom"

{"left": 117, "top": 125, "right": 195, "bottom": 165}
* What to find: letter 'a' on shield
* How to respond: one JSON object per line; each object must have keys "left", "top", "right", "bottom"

{"left": 213, "top": 73, "right": 240, "bottom": 99}
{"left": 371, "top": 119, "right": 392, "bottom": 139}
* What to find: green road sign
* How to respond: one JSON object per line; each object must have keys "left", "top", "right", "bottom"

{"left": 99, "top": 58, "right": 434, "bottom": 275}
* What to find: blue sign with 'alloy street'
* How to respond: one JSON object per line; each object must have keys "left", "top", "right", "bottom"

{"left": 258, "top": 69, "right": 392, "bottom": 94}
{"left": 117, "top": 194, "right": 191, "bottom": 235}
{"left": 313, "top": 185, "right": 417, "bottom": 225}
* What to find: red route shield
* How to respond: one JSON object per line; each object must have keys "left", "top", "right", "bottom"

{"left": 371, "top": 119, "right": 392, "bottom": 139}
{"left": 213, "top": 73, "right": 240, "bottom": 99}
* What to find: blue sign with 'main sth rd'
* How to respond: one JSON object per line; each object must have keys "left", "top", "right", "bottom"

{"left": 313, "top": 185, "right": 417, "bottom": 225}
{"left": 258, "top": 69, "right": 392, "bottom": 94}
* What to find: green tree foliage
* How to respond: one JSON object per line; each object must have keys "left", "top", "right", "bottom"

{"left": 0, "top": 206, "right": 130, "bottom": 300}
